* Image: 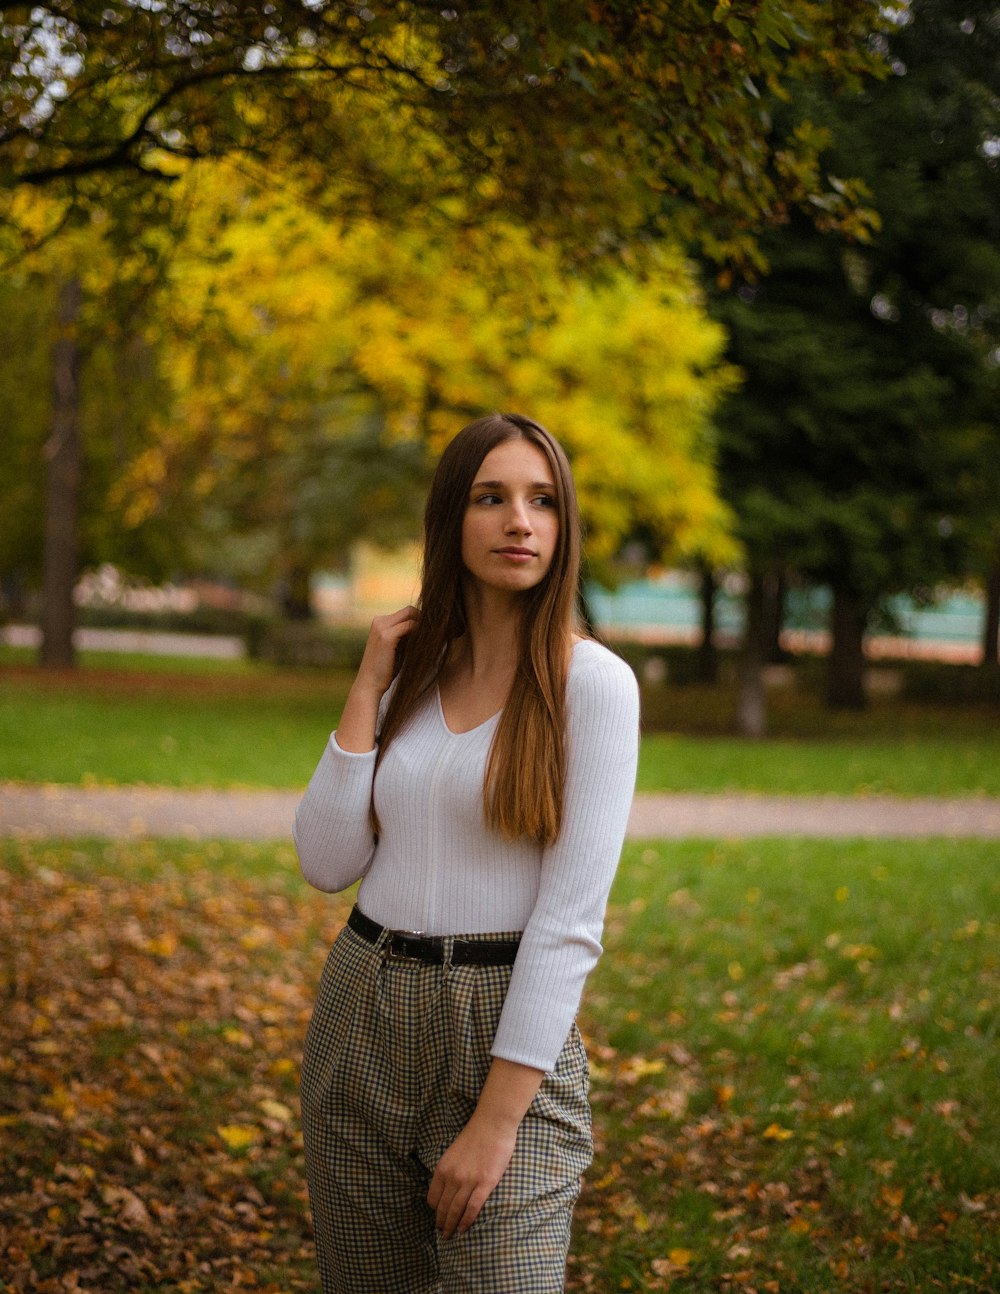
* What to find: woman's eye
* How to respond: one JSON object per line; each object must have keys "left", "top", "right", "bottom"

{"left": 533, "top": 494, "right": 556, "bottom": 508}
{"left": 475, "top": 493, "right": 502, "bottom": 505}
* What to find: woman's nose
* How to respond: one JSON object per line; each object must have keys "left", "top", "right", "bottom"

{"left": 505, "top": 499, "right": 532, "bottom": 533}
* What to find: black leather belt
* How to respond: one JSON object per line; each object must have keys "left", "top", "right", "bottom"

{"left": 347, "top": 905, "right": 521, "bottom": 966}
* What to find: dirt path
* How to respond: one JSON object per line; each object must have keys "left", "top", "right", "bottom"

{"left": 3, "top": 782, "right": 1000, "bottom": 840}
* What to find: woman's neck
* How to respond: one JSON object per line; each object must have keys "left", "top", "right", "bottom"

{"left": 452, "top": 586, "right": 523, "bottom": 681}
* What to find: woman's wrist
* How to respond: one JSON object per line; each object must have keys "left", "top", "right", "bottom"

{"left": 334, "top": 678, "right": 384, "bottom": 753}
{"left": 472, "top": 1057, "right": 545, "bottom": 1134}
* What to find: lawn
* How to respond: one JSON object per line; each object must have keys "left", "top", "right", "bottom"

{"left": 1, "top": 836, "right": 997, "bottom": 1292}
{"left": 2, "top": 660, "right": 999, "bottom": 796}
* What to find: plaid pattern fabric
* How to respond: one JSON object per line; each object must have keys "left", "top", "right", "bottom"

{"left": 301, "top": 922, "right": 593, "bottom": 1293}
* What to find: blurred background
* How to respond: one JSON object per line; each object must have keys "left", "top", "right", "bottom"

{"left": 1, "top": 0, "right": 998, "bottom": 730}
{"left": 3, "top": 9, "right": 1000, "bottom": 1292}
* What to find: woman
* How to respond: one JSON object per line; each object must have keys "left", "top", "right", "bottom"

{"left": 294, "top": 412, "right": 639, "bottom": 1293}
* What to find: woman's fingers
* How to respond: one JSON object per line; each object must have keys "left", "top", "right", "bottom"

{"left": 426, "top": 1120, "right": 516, "bottom": 1239}
{"left": 357, "top": 605, "right": 418, "bottom": 692}
{"left": 454, "top": 1183, "right": 491, "bottom": 1238}
{"left": 430, "top": 1175, "right": 481, "bottom": 1240}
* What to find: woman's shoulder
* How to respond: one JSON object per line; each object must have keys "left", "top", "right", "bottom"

{"left": 568, "top": 637, "right": 639, "bottom": 696}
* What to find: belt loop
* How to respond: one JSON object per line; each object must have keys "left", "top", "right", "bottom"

{"left": 442, "top": 934, "right": 455, "bottom": 978}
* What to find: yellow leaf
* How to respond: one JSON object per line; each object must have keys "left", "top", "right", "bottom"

{"left": 789, "top": 1216, "right": 812, "bottom": 1234}
{"left": 144, "top": 932, "right": 178, "bottom": 957}
{"left": 222, "top": 1027, "right": 253, "bottom": 1048}
{"left": 29, "top": 1039, "right": 61, "bottom": 1055}
{"left": 259, "top": 1098, "right": 293, "bottom": 1122}
{"left": 650, "top": 1248, "right": 695, "bottom": 1275}
{"left": 762, "top": 1122, "right": 794, "bottom": 1141}
{"left": 217, "top": 1123, "right": 261, "bottom": 1151}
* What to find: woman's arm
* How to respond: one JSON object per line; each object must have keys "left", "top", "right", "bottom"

{"left": 490, "top": 650, "right": 640, "bottom": 1070}
{"left": 293, "top": 606, "right": 418, "bottom": 891}
{"left": 335, "top": 605, "right": 418, "bottom": 752}
{"left": 426, "top": 1057, "right": 545, "bottom": 1239}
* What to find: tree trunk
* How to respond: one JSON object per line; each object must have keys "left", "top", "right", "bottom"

{"left": 40, "top": 278, "right": 84, "bottom": 669}
{"left": 280, "top": 562, "right": 314, "bottom": 620}
{"left": 827, "top": 585, "right": 867, "bottom": 710}
{"left": 982, "top": 557, "right": 1000, "bottom": 667}
{"left": 765, "top": 568, "right": 787, "bottom": 663}
{"left": 696, "top": 564, "right": 718, "bottom": 684}
{"left": 737, "top": 570, "right": 769, "bottom": 738}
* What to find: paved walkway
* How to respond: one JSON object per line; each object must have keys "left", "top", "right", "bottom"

{"left": 3, "top": 783, "right": 1000, "bottom": 840}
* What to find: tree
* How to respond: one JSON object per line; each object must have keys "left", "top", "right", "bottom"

{"left": 712, "top": 0, "right": 1000, "bottom": 719}
{"left": 0, "top": 200, "right": 182, "bottom": 626}
{"left": 0, "top": 266, "right": 54, "bottom": 611}
{"left": 1, "top": 1, "right": 883, "bottom": 267}
{"left": 1, "top": 0, "right": 887, "bottom": 667}
{"left": 1, "top": 1, "right": 886, "bottom": 666}
{"left": 112, "top": 161, "right": 739, "bottom": 591}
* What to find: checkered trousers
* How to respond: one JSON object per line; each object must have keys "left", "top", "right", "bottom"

{"left": 300, "top": 920, "right": 593, "bottom": 1294}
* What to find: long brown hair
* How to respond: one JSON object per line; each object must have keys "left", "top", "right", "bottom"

{"left": 373, "top": 412, "right": 583, "bottom": 846}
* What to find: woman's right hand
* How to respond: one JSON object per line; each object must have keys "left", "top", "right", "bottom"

{"left": 335, "top": 606, "right": 418, "bottom": 754}
{"left": 355, "top": 605, "right": 419, "bottom": 698}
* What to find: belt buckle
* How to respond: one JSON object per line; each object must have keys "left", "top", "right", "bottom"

{"left": 383, "top": 928, "right": 427, "bottom": 962}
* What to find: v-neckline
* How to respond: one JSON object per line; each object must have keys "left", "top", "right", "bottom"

{"left": 434, "top": 686, "right": 502, "bottom": 737}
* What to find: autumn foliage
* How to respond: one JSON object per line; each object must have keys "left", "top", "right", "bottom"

{"left": 2, "top": 837, "right": 997, "bottom": 1292}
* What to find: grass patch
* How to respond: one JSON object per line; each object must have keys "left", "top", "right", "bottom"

{"left": 637, "top": 732, "right": 1000, "bottom": 796}
{"left": 573, "top": 837, "right": 1000, "bottom": 1292}
{"left": 3, "top": 663, "right": 999, "bottom": 796}
{"left": 0, "top": 644, "right": 257, "bottom": 674}
{"left": 1, "top": 837, "right": 997, "bottom": 1291}
{"left": 0, "top": 665, "right": 352, "bottom": 788}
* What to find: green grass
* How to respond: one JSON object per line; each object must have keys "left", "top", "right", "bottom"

{"left": 0, "top": 643, "right": 258, "bottom": 674}
{"left": 3, "top": 660, "right": 999, "bottom": 795}
{"left": 0, "top": 663, "right": 352, "bottom": 788}
{"left": 1, "top": 837, "right": 996, "bottom": 1292}
{"left": 637, "top": 732, "right": 1000, "bottom": 796}
{"left": 572, "top": 837, "right": 1000, "bottom": 1291}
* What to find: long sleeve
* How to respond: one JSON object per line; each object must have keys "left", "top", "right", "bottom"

{"left": 293, "top": 734, "right": 379, "bottom": 893}
{"left": 292, "top": 641, "right": 640, "bottom": 1073}
{"left": 490, "top": 651, "right": 640, "bottom": 1071}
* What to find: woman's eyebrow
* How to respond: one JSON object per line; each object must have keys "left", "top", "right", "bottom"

{"left": 471, "top": 478, "right": 556, "bottom": 491}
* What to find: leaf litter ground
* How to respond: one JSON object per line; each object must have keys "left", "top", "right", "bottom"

{"left": 1, "top": 837, "right": 997, "bottom": 1293}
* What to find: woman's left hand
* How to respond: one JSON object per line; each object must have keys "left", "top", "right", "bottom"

{"left": 426, "top": 1114, "right": 518, "bottom": 1239}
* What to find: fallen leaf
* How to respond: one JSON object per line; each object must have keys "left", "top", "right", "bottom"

{"left": 216, "top": 1123, "right": 262, "bottom": 1151}
{"left": 258, "top": 1098, "right": 293, "bottom": 1122}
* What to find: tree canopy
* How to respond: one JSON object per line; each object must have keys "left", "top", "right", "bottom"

{"left": 1, "top": 0, "right": 884, "bottom": 266}
{"left": 0, "top": 156, "right": 739, "bottom": 600}
{"left": 116, "top": 158, "right": 739, "bottom": 585}
{"left": 712, "top": 0, "right": 1000, "bottom": 703}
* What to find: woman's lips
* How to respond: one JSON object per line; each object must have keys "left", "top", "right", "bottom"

{"left": 495, "top": 547, "right": 536, "bottom": 561}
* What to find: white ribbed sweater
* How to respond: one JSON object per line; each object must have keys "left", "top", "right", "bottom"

{"left": 293, "top": 638, "right": 640, "bottom": 1072}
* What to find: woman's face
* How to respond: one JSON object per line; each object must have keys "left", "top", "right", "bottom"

{"left": 460, "top": 437, "right": 560, "bottom": 598}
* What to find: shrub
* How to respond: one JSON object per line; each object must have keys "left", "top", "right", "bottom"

{"left": 899, "top": 661, "right": 1000, "bottom": 705}
{"left": 603, "top": 638, "right": 737, "bottom": 686}
{"left": 254, "top": 621, "right": 369, "bottom": 670}
{"left": 76, "top": 604, "right": 256, "bottom": 636}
